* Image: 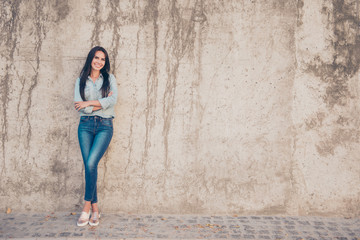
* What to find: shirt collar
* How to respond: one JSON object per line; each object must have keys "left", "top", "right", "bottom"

{"left": 87, "top": 73, "right": 103, "bottom": 81}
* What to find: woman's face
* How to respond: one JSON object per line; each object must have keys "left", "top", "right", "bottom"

{"left": 91, "top": 51, "right": 106, "bottom": 71}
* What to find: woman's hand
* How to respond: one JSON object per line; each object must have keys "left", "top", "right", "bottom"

{"left": 108, "top": 91, "right": 113, "bottom": 97}
{"left": 74, "top": 101, "right": 89, "bottom": 111}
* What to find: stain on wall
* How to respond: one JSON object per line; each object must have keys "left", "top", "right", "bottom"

{"left": 303, "top": 0, "right": 360, "bottom": 156}
{"left": 0, "top": 0, "right": 359, "bottom": 217}
{"left": 307, "top": 0, "right": 360, "bottom": 108}
{"left": 291, "top": 0, "right": 360, "bottom": 217}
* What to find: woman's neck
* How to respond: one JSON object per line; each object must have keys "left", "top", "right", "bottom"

{"left": 90, "top": 70, "right": 100, "bottom": 82}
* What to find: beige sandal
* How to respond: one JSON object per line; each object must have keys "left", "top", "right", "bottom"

{"left": 77, "top": 211, "right": 90, "bottom": 226}
{"left": 89, "top": 212, "right": 101, "bottom": 226}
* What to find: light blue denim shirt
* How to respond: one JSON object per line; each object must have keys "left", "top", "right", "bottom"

{"left": 74, "top": 73, "right": 118, "bottom": 118}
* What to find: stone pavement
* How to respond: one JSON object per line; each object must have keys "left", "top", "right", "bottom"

{"left": 1, "top": 212, "right": 359, "bottom": 239}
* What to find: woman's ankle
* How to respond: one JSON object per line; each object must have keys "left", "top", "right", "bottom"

{"left": 82, "top": 201, "right": 91, "bottom": 213}
{"left": 91, "top": 203, "right": 99, "bottom": 213}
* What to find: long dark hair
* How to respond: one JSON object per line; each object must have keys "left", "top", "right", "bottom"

{"left": 79, "top": 46, "right": 110, "bottom": 101}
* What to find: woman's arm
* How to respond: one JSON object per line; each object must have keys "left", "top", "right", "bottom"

{"left": 74, "top": 100, "right": 100, "bottom": 111}
{"left": 74, "top": 91, "right": 113, "bottom": 111}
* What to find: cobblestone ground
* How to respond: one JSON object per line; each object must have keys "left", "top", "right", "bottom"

{"left": 0, "top": 213, "right": 359, "bottom": 239}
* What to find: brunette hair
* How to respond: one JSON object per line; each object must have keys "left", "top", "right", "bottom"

{"left": 79, "top": 46, "right": 110, "bottom": 100}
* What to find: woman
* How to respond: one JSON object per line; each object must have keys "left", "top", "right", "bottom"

{"left": 74, "top": 46, "right": 118, "bottom": 226}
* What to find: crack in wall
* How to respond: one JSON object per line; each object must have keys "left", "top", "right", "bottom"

{"left": 16, "top": 75, "right": 26, "bottom": 119}
{"left": 188, "top": 0, "right": 207, "bottom": 163}
{"left": 124, "top": 0, "right": 143, "bottom": 174}
{"left": 287, "top": 0, "right": 308, "bottom": 215}
{"left": 142, "top": 0, "right": 160, "bottom": 171}
{"left": 99, "top": 148, "right": 110, "bottom": 200}
{"left": 107, "top": 0, "right": 121, "bottom": 73}
{"left": 174, "top": 0, "right": 208, "bottom": 212}
{"left": 135, "top": 0, "right": 161, "bottom": 208}
{"left": 296, "top": 0, "right": 304, "bottom": 26}
{"left": 163, "top": 0, "right": 197, "bottom": 171}
{"left": 24, "top": 0, "right": 47, "bottom": 163}
{"left": 0, "top": 0, "right": 22, "bottom": 177}
{"left": 90, "top": 0, "right": 102, "bottom": 47}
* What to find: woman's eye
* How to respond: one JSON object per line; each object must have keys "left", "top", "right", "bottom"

{"left": 94, "top": 56, "right": 105, "bottom": 61}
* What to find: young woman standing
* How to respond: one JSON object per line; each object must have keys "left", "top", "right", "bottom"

{"left": 74, "top": 46, "right": 118, "bottom": 226}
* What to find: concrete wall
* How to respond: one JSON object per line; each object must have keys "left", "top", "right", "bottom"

{"left": 0, "top": 0, "right": 359, "bottom": 217}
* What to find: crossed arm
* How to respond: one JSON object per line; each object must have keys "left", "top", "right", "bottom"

{"left": 74, "top": 91, "right": 113, "bottom": 112}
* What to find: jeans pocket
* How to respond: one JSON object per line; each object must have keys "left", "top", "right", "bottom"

{"left": 102, "top": 118, "right": 113, "bottom": 127}
{"left": 80, "top": 117, "right": 90, "bottom": 123}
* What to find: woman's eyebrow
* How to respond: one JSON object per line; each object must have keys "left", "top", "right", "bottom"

{"left": 94, "top": 56, "right": 105, "bottom": 60}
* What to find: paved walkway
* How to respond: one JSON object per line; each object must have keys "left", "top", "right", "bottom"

{"left": 1, "top": 212, "right": 359, "bottom": 239}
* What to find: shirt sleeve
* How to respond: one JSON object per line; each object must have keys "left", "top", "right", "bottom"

{"left": 74, "top": 77, "right": 93, "bottom": 113}
{"left": 98, "top": 74, "right": 118, "bottom": 110}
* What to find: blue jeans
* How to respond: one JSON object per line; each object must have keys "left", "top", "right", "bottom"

{"left": 78, "top": 116, "right": 113, "bottom": 203}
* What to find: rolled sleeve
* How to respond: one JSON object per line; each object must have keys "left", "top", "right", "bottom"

{"left": 83, "top": 106, "right": 94, "bottom": 113}
{"left": 98, "top": 74, "right": 118, "bottom": 110}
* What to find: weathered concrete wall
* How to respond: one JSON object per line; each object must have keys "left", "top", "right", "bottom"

{"left": 291, "top": 0, "right": 360, "bottom": 217}
{"left": 0, "top": 0, "right": 359, "bottom": 217}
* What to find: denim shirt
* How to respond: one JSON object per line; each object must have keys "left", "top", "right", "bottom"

{"left": 74, "top": 73, "right": 118, "bottom": 118}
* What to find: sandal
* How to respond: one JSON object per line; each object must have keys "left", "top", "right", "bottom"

{"left": 89, "top": 212, "right": 101, "bottom": 226}
{"left": 77, "top": 211, "right": 90, "bottom": 226}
